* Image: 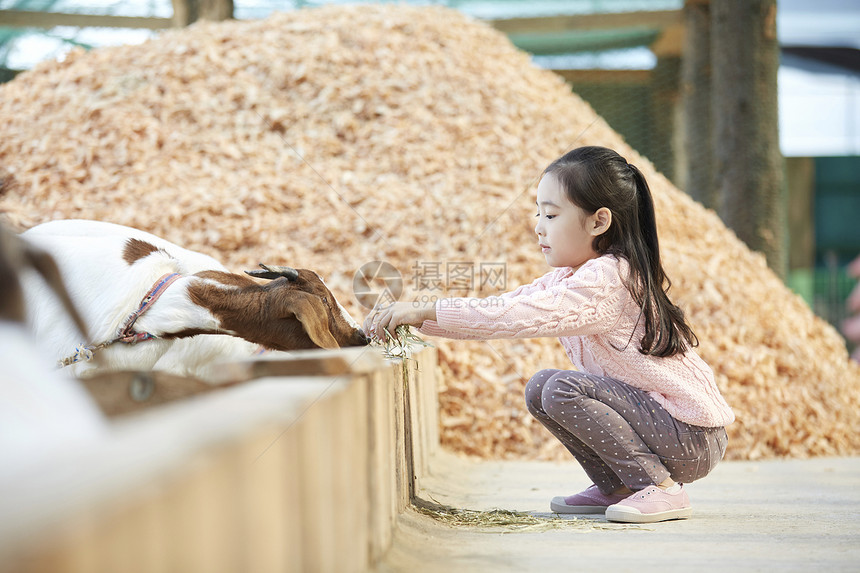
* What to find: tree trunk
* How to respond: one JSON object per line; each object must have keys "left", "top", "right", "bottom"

{"left": 710, "top": 0, "right": 786, "bottom": 277}
{"left": 651, "top": 55, "right": 682, "bottom": 184}
{"left": 680, "top": 0, "right": 715, "bottom": 209}
{"left": 172, "top": 0, "right": 233, "bottom": 26}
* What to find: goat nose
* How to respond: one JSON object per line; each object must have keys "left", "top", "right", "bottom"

{"left": 357, "top": 328, "right": 372, "bottom": 346}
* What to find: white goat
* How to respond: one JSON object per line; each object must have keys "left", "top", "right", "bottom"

{"left": 22, "top": 219, "right": 369, "bottom": 380}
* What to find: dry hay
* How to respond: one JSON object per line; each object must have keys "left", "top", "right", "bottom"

{"left": 375, "top": 325, "right": 433, "bottom": 360}
{"left": 411, "top": 497, "right": 646, "bottom": 532}
{"left": 1, "top": 5, "right": 858, "bottom": 461}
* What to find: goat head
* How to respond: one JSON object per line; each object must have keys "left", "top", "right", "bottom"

{"left": 245, "top": 264, "right": 370, "bottom": 349}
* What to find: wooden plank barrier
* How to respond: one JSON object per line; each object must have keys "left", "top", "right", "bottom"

{"left": 0, "top": 346, "right": 439, "bottom": 573}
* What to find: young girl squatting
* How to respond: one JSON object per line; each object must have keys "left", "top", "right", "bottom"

{"left": 363, "top": 146, "right": 734, "bottom": 524}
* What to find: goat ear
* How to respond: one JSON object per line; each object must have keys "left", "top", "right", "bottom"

{"left": 283, "top": 291, "right": 340, "bottom": 349}
{"left": 245, "top": 264, "right": 299, "bottom": 281}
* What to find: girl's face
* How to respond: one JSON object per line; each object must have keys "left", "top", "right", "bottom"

{"left": 534, "top": 173, "right": 609, "bottom": 270}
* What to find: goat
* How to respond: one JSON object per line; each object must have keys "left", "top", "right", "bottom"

{"left": 21, "top": 219, "right": 370, "bottom": 379}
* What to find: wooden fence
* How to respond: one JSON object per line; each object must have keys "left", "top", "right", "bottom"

{"left": 0, "top": 346, "right": 439, "bottom": 573}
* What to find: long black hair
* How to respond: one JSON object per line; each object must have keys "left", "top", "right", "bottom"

{"left": 543, "top": 146, "right": 697, "bottom": 357}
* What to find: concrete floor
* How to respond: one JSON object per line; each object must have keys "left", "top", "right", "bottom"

{"left": 376, "top": 451, "right": 860, "bottom": 572}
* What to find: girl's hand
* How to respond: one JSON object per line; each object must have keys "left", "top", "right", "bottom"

{"left": 363, "top": 300, "right": 437, "bottom": 342}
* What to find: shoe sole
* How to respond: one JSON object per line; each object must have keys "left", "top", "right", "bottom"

{"left": 550, "top": 496, "right": 607, "bottom": 514}
{"left": 604, "top": 505, "right": 693, "bottom": 523}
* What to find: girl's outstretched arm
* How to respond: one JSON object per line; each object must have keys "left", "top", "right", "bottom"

{"left": 364, "top": 258, "right": 627, "bottom": 343}
{"left": 364, "top": 268, "right": 566, "bottom": 342}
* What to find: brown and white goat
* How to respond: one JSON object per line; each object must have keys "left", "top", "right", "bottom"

{"left": 21, "top": 219, "right": 369, "bottom": 379}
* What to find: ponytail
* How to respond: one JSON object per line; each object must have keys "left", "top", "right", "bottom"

{"left": 626, "top": 164, "right": 698, "bottom": 357}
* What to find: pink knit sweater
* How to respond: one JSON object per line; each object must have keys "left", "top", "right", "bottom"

{"left": 419, "top": 255, "right": 735, "bottom": 428}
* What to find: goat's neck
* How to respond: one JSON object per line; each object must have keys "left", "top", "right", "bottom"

{"left": 131, "top": 275, "right": 253, "bottom": 339}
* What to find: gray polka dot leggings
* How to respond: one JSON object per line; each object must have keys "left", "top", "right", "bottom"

{"left": 525, "top": 368, "right": 728, "bottom": 495}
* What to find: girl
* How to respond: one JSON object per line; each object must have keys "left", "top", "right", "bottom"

{"left": 363, "top": 146, "right": 734, "bottom": 524}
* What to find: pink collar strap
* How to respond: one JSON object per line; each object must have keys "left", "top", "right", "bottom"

{"left": 58, "top": 272, "right": 182, "bottom": 368}
{"left": 118, "top": 272, "right": 182, "bottom": 343}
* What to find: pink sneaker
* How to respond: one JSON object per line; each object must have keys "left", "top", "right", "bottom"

{"left": 605, "top": 485, "right": 692, "bottom": 523}
{"left": 550, "top": 484, "right": 630, "bottom": 514}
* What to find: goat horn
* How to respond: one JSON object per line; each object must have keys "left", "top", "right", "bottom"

{"left": 244, "top": 264, "right": 299, "bottom": 281}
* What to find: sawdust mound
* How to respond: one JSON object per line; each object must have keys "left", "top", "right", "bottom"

{"left": 1, "top": 5, "right": 857, "bottom": 460}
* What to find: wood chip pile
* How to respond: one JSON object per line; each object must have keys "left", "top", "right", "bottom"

{"left": 1, "top": 5, "right": 858, "bottom": 461}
